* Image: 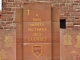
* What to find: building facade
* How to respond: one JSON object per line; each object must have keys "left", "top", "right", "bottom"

{"left": 1, "top": 0, "right": 80, "bottom": 29}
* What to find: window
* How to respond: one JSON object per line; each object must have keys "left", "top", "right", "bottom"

{"left": 60, "top": 19, "right": 66, "bottom": 29}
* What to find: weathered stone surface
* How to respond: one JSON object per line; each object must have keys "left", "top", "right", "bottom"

{"left": 61, "top": 29, "right": 80, "bottom": 60}
{"left": 51, "top": 7, "right": 60, "bottom": 22}
{"left": 16, "top": 23, "right": 22, "bottom": 43}
{"left": 15, "top": 9, "right": 23, "bottom": 23}
{"left": 23, "top": 3, "right": 51, "bottom": 22}
{"left": 0, "top": 30, "right": 16, "bottom": 60}
{"left": 23, "top": 22, "right": 51, "bottom": 43}
{"left": 23, "top": 43, "right": 52, "bottom": 60}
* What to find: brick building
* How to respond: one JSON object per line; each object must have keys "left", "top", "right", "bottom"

{"left": 0, "top": 0, "right": 80, "bottom": 60}
{"left": 1, "top": 0, "right": 80, "bottom": 30}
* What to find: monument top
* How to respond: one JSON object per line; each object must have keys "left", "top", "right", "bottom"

{"left": 23, "top": 2, "right": 51, "bottom": 22}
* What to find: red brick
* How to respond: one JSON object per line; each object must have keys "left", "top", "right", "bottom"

{"left": 72, "top": 3, "right": 78, "bottom": 5}
{"left": 7, "top": 3, "right": 14, "bottom": 7}
{"left": 60, "top": 16, "right": 68, "bottom": 19}
{"left": 3, "top": 8, "right": 11, "bottom": 11}
{"left": 66, "top": 19, "right": 72, "bottom": 22}
{"left": 21, "top": 0, "right": 29, "bottom": 2}
{"left": 2, "top": 17, "right": 6, "bottom": 21}
{"left": 75, "top": 16, "right": 79, "bottom": 19}
{"left": 2, "top": 0, "right": 7, "bottom": 2}
{"left": 64, "top": 13, "right": 70, "bottom": 16}
{"left": 2, "top": 3, "right": 7, "bottom": 7}
{"left": 71, "top": 12, "right": 80, "bottom": 16}
{"left": 60, "top": 3, "right": 65, "bottom": 6}
{"left": 77, "top": 20, "right": 80, "bottom": 22}
{"left": 66, "top": 25, "right": 74, "bottom": 28}
{"left": 74, "top": 1, "right": 80, "bottom": 3}
{"left": 8, "top": 0, "right": 14, "bottom": 2}
{"left": 2, "top": 11, "right": 7, "bottom": 14}
{"left": 14, "top": 3, "right": 22, "bottom": 7}
{"left": 7, "top": 12, "right": 14, "bottom": 14}
{"left": 7, "top": 18, "right": 13, "bottom": 21}
{"left": 74, "top": 25, "right": 80, "bottom": 28}
{"left": 73, "top": 22, "right": 80, "bottom": 25}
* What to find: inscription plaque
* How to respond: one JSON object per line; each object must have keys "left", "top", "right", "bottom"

{"left": 23, "top": 3, "right": 52, "bottom": 60}
{"left": 15, "top": 2, "right": 60, "bottom": 60}
{"left": 23, "top": 22, "right": 51, "bottom": 43}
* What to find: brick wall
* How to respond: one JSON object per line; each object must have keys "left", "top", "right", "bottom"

{"left": 1, "top": 0, "right": 80, "bottom": 30}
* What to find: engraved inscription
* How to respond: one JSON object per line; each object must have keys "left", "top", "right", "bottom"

{"left": 75, "top": 33, "right": 80, "bottom": 48}
{"left": 32, "top": 45, "right": 42, "bottom": 59}
{"left": 26, "top": 9, "right": 30, "bottom": 16}
{"left": 4, "top": 34, "right": 13, "bottom": 48}
{"left": 63, "top": 33, "right": 72, "bottom": 45}
{"left": 0, "top": 50, "right": 7, "bottom": 59}
{"left": 27, "top": 14, "right": 49, "bottom": 42}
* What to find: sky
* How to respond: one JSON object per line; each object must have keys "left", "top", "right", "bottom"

{"left": 0, "top": 0, "right": 2, "bottom": 10}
